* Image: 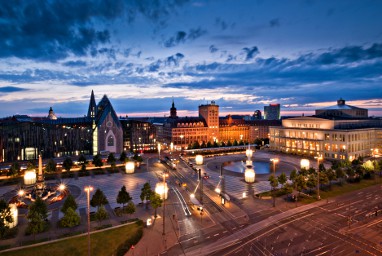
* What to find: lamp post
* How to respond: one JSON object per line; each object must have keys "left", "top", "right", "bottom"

{"left": 314, "top": 155, "right": 323, "bottom": 200}
{"left": 180, "top": 135, "right": 184, "bottom": 151}
{"left": 270, "top": 158, "right": 279, "bottom": 175}
{"left": 84, "top": 186, "right": 93, "bottom": 256}
{"left": 162, "top": 172, "right": 168, "bottom": 236}
{"left": 158, "top": 143, "right": 161, "bottom": 161}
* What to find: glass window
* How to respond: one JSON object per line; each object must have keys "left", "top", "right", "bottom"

{"left": 108, "top": 135, "right": 114, "bottom": 146}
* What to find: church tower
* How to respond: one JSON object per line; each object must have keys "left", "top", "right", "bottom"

{"left": 88, "top": 90, "right": 97, "bottom": 118}
{"left": 48, "top": 107, "right": 57, "bottom": 120}
{"left": 170, "top": 99, "right": 177, "bottom": 118}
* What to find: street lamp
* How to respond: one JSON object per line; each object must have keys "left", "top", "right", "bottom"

{"left": 158, "top": 143, "right": 161, "bottom": 161}
{"left": 84, "top": 186, "right": 93, "bottom": 256}
{"left": 161, "top": 173, "right": 169, "bottom": 237}
{"left": 314, "top": 155, "right": 323, "bottom": 200}
{"left": 270, "top": 158, "right": 279, "bottom": 175}
{"left": 180, "top": 135, "right": 184, "bottom": 151}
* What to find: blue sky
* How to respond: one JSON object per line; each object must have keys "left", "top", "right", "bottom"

{"left": 0, "top": 0, "right": 381, "bottom": 118}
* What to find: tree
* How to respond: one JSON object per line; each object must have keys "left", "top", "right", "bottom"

{"left": 125, "top": 201, "right": 136, "bottom": 217}
{"left": 93, "top": 154, "right": 103, "bottom": 167}
{"left": 116, "top": 186, "right": 132, "bottom": 209}
{"left": 107, "top": 153, "right": 116, "bottom": 169}
{"left": 336, "top": 168, "right": 346, "bottom": 184}
{"left": 45, "top": 158, "right": 57, "bottom": 173}
{"left": 233, "top": 139, "right": 238, "bottom": 146}
{"left": 61, "top": 194, "right": 78, "bottom": 214}
{"left": 289, "top": 170, "right": 298, "bottom": 189}
{"left": 95, "top": 205, "right": 108, "bottom": 225}
{"left": 213, "top": 140, "right": 219, "bottom": 148}
{"left": 63, "top": 157, "right": 73, "bottom": 172}
{"left": 325, "top": 169, "right": 337, "bottom": 189}
{"left": 268, "top": 174, "right": 279, "bottom": 207}
{"left": 119, "top": 151, "right": 127, "bottom": 162}
{"left": 78, "top": 154, "right": 87, "bottom": 165}
{"left": 319, "top": 172, "right": 329, "bottom": 188}
{"left": 140, "top": 182, "right": 152, "bottom": 209}
{"left": 60, "top": 207, "right": 80, "bottom": 228}
{"left": 192, "top": 141, "right": 200, "bottom": 149}
{"left": 0, "top": 199, "right": 13, "bottom": 238}
{"left": 201, "top": 141, "right": 207, "bottom": 148}
{"left": 150, "top": 193, "right": 163, "bottom": 218}
{"left": 26, "top": 197, "right": 48, "bottom": 237}
{"left": 295, "top": 175, "right": 307, "bottom": 199}
{"left": 8, "top": 162, "right": 20, "bottom": 177}
{"left": 206, "top": 141, "right": 212, "bottom": 148}
{"left": 220, "top": 141, "right": 226, "bottom": 147}
{"left": 90, "top": 188, "right": 108, "bottom": 210}
{"left": 278, "top": 172, "right": 287, "bottom": 189}
{"left": 227, "top": 140, "right": 233, "bottom": 147}
{"left": 306, "top": 174, "right": 317, "bottom": 194}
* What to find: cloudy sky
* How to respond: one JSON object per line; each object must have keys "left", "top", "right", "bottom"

{"left": 1, "top": 0, "right": 382, "bottom": 118}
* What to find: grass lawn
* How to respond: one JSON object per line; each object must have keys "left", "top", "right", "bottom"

{"left": 300, "top": 177, "right": 382, "bottom": 204}
{"left": 1, "top": 222, "right": 143, "bottom": 256}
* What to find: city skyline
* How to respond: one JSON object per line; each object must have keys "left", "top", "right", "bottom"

{"left": 1, "top": 0, "right": 382, "bottom": 118}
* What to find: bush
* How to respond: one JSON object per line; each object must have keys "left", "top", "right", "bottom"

{"left": 0, "top": 227, "right": 18, "bottom": 240}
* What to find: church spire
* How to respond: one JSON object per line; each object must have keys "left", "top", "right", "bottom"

{"left": 88, "top": 90, "right": 96, "bottom": 118}
{"left": 170, "top": 98, "right": 177, "bottom": 118}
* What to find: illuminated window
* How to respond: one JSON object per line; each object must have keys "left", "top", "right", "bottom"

{"left": 108, "top": 135, "right": 114, "bottom": 146}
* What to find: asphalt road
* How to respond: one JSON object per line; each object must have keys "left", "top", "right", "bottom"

{"left": 205, "top": 184, "right": 382, "bottom": 256}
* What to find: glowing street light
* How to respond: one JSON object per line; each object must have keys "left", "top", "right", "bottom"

{"left": 195, "top": 155, "right": 203, "bottom": 165}
{"left": 18, "top": 189, "right": 25, "bottom": 197}
{"left": 58, "top": 183, "right": 66, "bottom": 191}
{"left": 84, "top": 186, "right": 93, "bottom": 256}
{"left": 300, "top": 159, "right": 310, "bottom": 170}
{"left": 125, "top": 162, "right": 135, "bottom": 174}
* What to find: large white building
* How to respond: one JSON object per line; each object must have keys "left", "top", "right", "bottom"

{"left": 269, "top": 100, "right": 382, "bottom": 161}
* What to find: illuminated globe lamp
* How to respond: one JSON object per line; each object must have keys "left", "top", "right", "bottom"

{"left": 244, "top": 166, "right": 255, "bottom": 183}
{"left": 195, "top": 155, "right": 203, "bottom": 165}
{"left": 24, "top": 170, "right": 36, "bottom": 185}
{"left": 300, "top": 159, "right": 310, "bottom": 170}
{"left": 125, "top": 162, "right": 135, "bottom": 174}
{"left": 155, "top": 182, "right": 169, "bottom": 200}
{"left": 246, "top": 148, "right": 253, "bottom": 158}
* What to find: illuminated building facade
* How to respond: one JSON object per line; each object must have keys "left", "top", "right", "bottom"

{"left": 120, "top": 119, "right": 156, "bottom": 152}
{"left": 269, "top": 100, "right": 382, "bottom": 161}
{"left": 0, "top": 91, "right": 122, "bottom": 162}
{"left": 162, "top": 101, "right": 280, "bottom": 149}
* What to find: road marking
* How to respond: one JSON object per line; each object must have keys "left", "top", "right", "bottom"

{"left": 214, "top": 233, "right": 220, "bottom": 237}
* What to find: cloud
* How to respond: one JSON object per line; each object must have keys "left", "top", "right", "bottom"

{"left": 242, "top": 46, "right": 260, "bottom": 61}
{"left": 209, "top": 45, "right": 218, "bottom": 53}
{"left": 313, "top": 43, "right": 382, "bottom": 65}
{"left": 0, "top": 0, "right": 191, "bottom": 61}
{"left": 0, "top": 86, "right": 29, "bottom": 93}
{"left": 63, "top": 61, "right": 87, "bottom": 67}
{"left": 164, "top": 27, "right": 207, "bottom": 47}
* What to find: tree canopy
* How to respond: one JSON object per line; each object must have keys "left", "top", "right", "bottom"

{"left": 90, "top": 188, "right": 108, "bottom": 209}
{"left": 0, "top": 199, "right": 13, "bottom": 238}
